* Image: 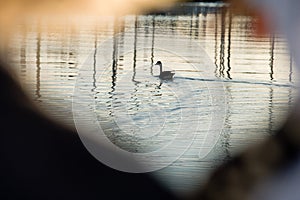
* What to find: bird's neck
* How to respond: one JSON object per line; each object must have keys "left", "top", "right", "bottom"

{"left": 159, "top": 65, "right": 162, "bottom": 74}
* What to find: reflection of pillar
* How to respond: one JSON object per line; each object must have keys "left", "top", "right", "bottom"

{"left": 20, "top": 25, "right": 27, "bottom": 80}
{"left": 170, "top": 16, "right": 177, "bottom": 34}
{"left": 132, "top": 15, "right": 138, "bottom": 83}
{"left": 111, "top": 17, "right": 119, "bottom": 92}
{"left": 189, "top": 14, "right": 193, "bottom": 37}
{"left": 201, "top": 9, "right": 206, "bottom": 38}
{"left": 226, "top": 8, "right": 232, "bottom": 79}
{"left": 288, "top": 87, "right": 293, "bottom": 110}
{"left": 118, "top": 18, "right": 125, "bottom": 64}
{"left": 268, "top": 87, "right": 274, "bottom": 135}
{"left": 222, "top": 85, "right": 232, "bottom": 159}
{"left": 269, "top": 34, "right": 275, "bottom": 80}
{"left": 289, "top": 54, "right": 293, "bottom": 83}
{"left": 195, "top": 13, "right": 199, "bottom": 39}
{"left": 35, "top": 22, "right": 41, "bottom": 101}
{"left": 131, "top": 16, "right": 140, "bottom": 111}
{"left": 214, "top": 11, "right": 218, "bottom": 76}
{"left": 151, "top": 16, "right": 155, "bottom": 75}
{"left": 219, "top": 8, "right": 226, "bottom": 78}
{"left": 92, "top": 26, "right": 98, "bottom": 91}
{"left": 288, "top": 55, "right": 293, "bottom": 109}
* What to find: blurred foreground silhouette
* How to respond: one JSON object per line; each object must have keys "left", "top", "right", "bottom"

{"left": 0, "top": 63, "right": 179, "bottom": 199}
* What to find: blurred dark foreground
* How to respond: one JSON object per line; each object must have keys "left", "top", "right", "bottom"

{"left": 0, "top": 62, "right": 179, "bottom": 199}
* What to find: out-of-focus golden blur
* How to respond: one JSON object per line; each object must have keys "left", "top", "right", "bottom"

{"left": 0, "top": 0, "right": 177, "bottom": 38}
{"left": 0, "top": 0, "right": 177, "bottom": 17}
{"left": 0, "top": 0, "right": 179, "bottom": 62}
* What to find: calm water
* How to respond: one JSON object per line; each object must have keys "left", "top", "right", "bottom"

{"left": 8, "top": 3, "right": 299, "bottom": 196}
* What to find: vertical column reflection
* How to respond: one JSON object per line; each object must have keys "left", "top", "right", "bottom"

{"left": 214, "top": 11, "right": 219, "bottom": 76}
{"left": 194, "top": 13, "right": 199, "bottom": 39}
{"left": 268, "top": 87, "right": 274, "bottom": 135}
{"left": 132, "top": 15, "right": 138, "bottom": 83}
{"left": 219, "top": 7, "right": 226, "bottom": 78}
{"left": 201, "top": 9, "right": 207, "bottom": 38}
{"left": 20, "top": 25, "right": 27, "bottom": 81}
{"left": 226, "top": 8, "right": 232, "bottom": 80}
{"left": 92, "top": 25, "right": 98, "bottom": 92}
{"left": 189, "top": 13, "right": 193, "bottom": 37}
{"left": 35, "top": 21, "right": 41, "bottom": 101}
{"left": 150, "top": 16, "right": 155, "bottom": 75}
{"left": 289, "top": 54, "right": 293, "bottom": 83}
{"left": 269, "top": 34, "right": 275, "bottom": 81}
{"left": 288, "top": 55, "right": 293, "bottom": 109}
{"left": 111, "top": 17, "right": 119, "bottom": 93}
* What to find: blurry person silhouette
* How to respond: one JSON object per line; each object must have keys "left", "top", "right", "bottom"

{"left": 0, "top": 0, "right": 179, "bottom": 200}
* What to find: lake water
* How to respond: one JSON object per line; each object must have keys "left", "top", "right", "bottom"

{"left": 7, "top": 3, "right": 299, "bottom": 197}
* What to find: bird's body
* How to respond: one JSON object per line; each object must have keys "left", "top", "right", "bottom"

{"left": 155, "top": 61, "right": 175, "bottom": 80}
{"left": 159, "top": 71, "right": 175, "bottom": 79}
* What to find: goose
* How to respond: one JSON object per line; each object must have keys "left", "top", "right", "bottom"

{"left": 155, "top": 61, "right": 175, "bottom": 80}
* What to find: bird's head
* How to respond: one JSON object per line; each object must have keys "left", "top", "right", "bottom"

{"left": 155, "top": 61, "right": 162, "bottom": 66}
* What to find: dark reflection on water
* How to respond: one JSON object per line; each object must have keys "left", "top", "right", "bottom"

{"left": 92, "top": 24, "right": 97, "bottom": 92}
{"left": 290, "top": 54, "right": 293, "bottom": 83}
{"left": 9, "top": 3, "right": 299, "bottom": 196}
{"left": 111, "top": 18, "right": 118, "bottom": 92}
{"left": 132, "top": 16, "right": 138, "bottom": 83}
{"left": 226, "top": 8, "right": 232, "bottom": 80}
{"left": 269, "top": 34, "right": 275, "bottom": 81}
{"left": 35, "top": 23, "right": 41, "bottom": 102}
{"left": 20, "top": 25, "right": 26, "bottom": 79}
{"left": 151, "top": 16, "right": 155, "bottom": 74}
{"left": 219, "top": 7, "right": 226, "bottom": 78}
